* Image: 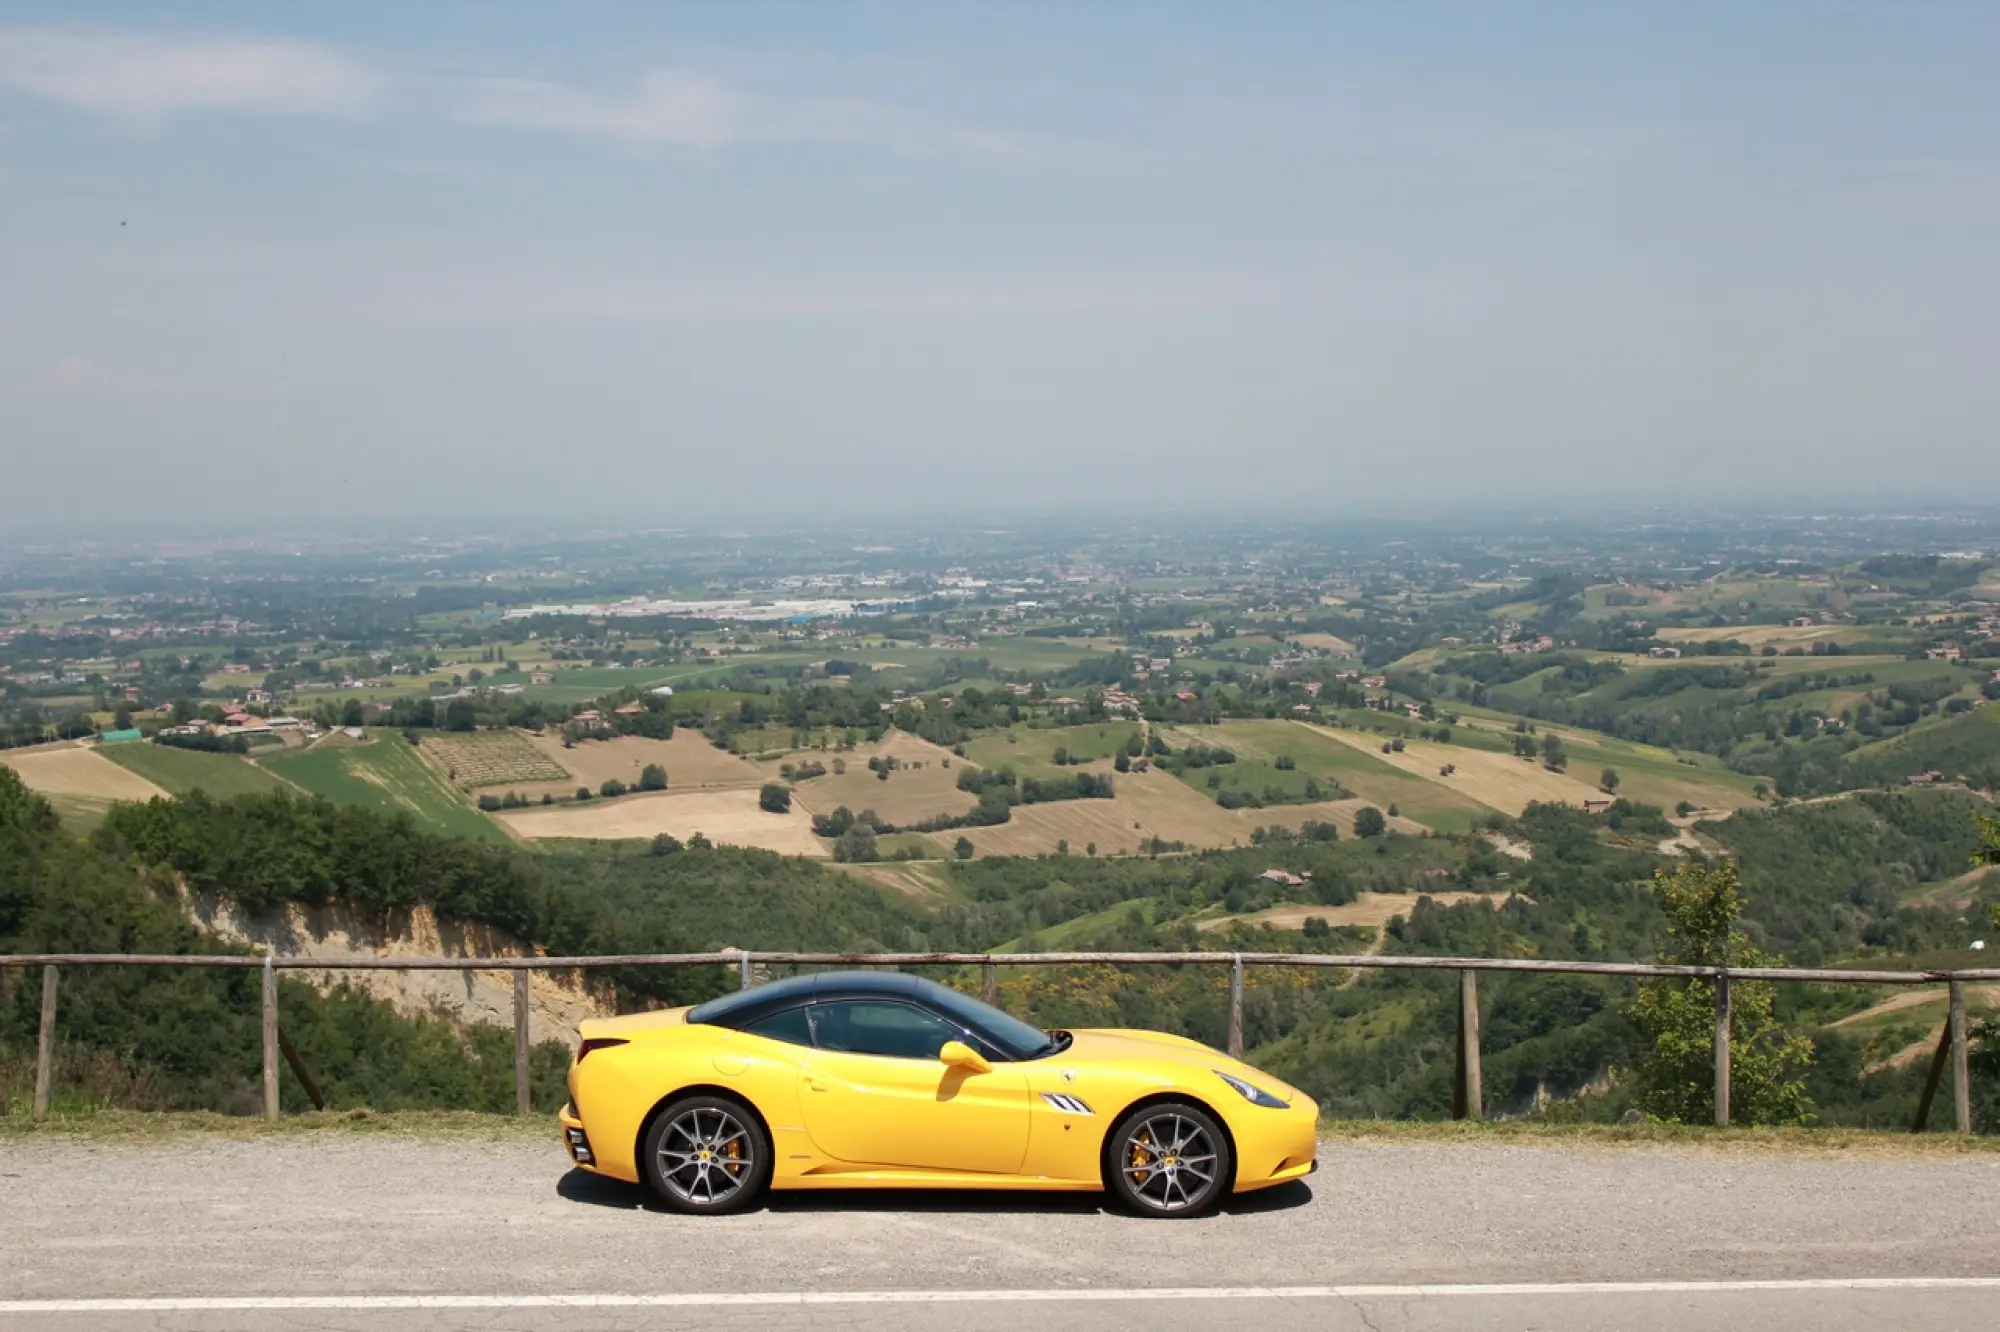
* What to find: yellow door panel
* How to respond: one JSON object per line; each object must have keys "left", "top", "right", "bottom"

{"left": 798, "top": 1047, "right": 1032, "bottom": 1174}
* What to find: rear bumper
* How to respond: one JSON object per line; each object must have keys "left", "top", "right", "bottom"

{"left": 558, "top": 1103, "right": 603, "bottom": 1173}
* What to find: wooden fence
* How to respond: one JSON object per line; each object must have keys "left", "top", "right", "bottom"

{"left": 5, "top": 950, "right": 1993, "bottom": 1132}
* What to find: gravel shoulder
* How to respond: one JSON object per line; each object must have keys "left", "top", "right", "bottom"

{"left": 3, "top": 1130, "right": 1997, "bottom": 1300}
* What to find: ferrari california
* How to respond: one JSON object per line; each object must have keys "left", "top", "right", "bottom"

{"left": 558, "top": 970, "right": 1318, "bottom": 1217}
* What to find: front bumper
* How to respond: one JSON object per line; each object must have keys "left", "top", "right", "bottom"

{"left": 1228, "top": 1096, "right": 1320, "bottom": 1192}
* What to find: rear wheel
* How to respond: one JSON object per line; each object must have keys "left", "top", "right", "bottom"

{"left": 1103, "top": 1100, "right": 1231, "bottom": 1218}
{"left": 641, "top": 1096, "right": 771, "bottom": 1215}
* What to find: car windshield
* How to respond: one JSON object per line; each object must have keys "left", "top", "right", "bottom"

{"left": 914, "top": 979, "right": 1059, "bottom": 1061}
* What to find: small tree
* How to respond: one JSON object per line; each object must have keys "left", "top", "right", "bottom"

{"left": 600, "top": 778, "right": 626, "bottom": 798}
{"left": 759, "top": 782, "right": 792, "bottom": 814}
{"left": 954, "top": 836, "right": 974, "bottom": 860}
{"left": 1625, "top": 861, "right": 1813, "bottom": 1126}
{"left": 638, "top": 763, "right": 668, "bottom": 792}
{"left": 1601, "top": 767, "right": 1621, "bottom": 793}
{"left": 1353, "top": 806, "right": 1386, "bottom": 838}
{"left": 1541, "top": 733, "right": 1567, "bottom": 771}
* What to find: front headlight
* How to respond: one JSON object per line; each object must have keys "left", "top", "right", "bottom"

{"left": 1214, "top": 1069, "right": 1287, "bottom": 1108}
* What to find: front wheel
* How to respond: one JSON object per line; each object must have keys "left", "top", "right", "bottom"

{"left": 1103, "top": 1100, "right": 1231, "bottom": 1218}
{"left": 641, "top": 1096, "right": 771, "bottom": 1215}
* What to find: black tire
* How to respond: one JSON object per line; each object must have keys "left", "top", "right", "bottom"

{"left": 1103, "top": 1100, "right": 1232, "bottom": 1218}
{"left": 640, "top": 1095, "right": 772, "bottom": 1216}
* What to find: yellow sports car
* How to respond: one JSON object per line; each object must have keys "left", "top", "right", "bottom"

{"left": 559, "top": 970, "right": 1318, "bottom": 1217}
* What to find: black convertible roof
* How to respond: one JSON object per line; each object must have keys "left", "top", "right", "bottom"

{"left": 686, "top": 970, "right": 935, "bottom": 1031}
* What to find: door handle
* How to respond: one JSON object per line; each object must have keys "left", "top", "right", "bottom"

{"left": 806, "top": 1076, "right": 829, "bottom": 1092}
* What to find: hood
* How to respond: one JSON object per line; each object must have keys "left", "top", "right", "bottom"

{"left": 1063, "top": 1028, "right": 1302, "bottom": 1104}
{"left": 578, "top": 1006, "right": 689, "bottom": 1042}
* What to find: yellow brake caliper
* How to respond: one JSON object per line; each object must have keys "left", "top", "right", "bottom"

{"left": 1129, "top": 1129, "right": 1153, "bottom": 1183}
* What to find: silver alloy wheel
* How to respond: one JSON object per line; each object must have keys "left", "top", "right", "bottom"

{"left": 654, "top": 1104, "right": 755, "bottom": 1207}
{"left": 1121, "top": 1111, "right": 1219, "bottom": 1212}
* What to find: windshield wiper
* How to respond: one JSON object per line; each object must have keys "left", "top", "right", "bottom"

{"left": 1032, "top": 1031, "right": 1072, "bottom": 1058}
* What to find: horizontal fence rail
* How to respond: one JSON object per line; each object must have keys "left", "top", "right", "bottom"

{"left": 5, "top": 950, "right": 1989, "bottom": 1134}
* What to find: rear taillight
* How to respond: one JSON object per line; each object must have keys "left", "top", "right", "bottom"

{"left": 575, "top": 1037, "right": 628, "bottom": 1064}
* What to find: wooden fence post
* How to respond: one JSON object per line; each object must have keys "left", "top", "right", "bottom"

{"left": 982, "top": 958, "right": 998, "bottom": 1007}
{"left": 1227, "top": 955, "right": 1245, "bottom": 1060}
{"left": 513, "top": 971, "right": 532, "bottom": 1117}
{"left": 260, "top": 956, "right": 279, "bottom": 1121}
{"left": 738, "top": 952, "right": 754, "bottom": 990}
{"left": 1912, "top": 1016, "right": 1954, "bottom": 1132}
{"left": 1454, "top": 970, "right": 1483, "bottom": 1121}
{"left": 1949, "top": 979, "right": 1971, "bottom": 1135}
{"left": 276, "top": 1028, "right": 326, "bottom": 1111}
{"left": 33, "top": 964, "right": 58, "bottom": 1119}
{"left": 1713, "top": 970, "right": 1731, "bottom": 1128}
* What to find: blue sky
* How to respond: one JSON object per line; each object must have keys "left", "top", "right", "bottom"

{"left": 2, "top": 3, "right": 1996, "bottom": 532}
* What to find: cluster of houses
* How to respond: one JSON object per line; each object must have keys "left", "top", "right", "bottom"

{"left": 157, "top": 701, "right": 315, "bottom": 741}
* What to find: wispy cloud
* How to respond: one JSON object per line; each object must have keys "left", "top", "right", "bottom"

{"left": 456, "top": 67, "right": 1098, "bottom": 163}
{"left": 0, "top": 27, "right": 377, "bottom": 122}
{"left": 1852, "top": 160, "right": 2000, "bottom": 220}
{"left": 358, "top": 269, "right": 1459, "bottom": 324}
{"left": 37, "top": 355, "right": 225, "bottom": 399}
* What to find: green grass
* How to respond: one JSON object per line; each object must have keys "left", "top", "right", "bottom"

{"left": 101, "top": 743, "right": 290, "bottom": 799}
{"left": 39, "top": 791, "right": 117, "bottom": 835}
{"left": 994, "top": 896, "right": 1168, "bottom": 953}
{"left": 1187, "top": 720, "right": 1493, "bottom": 833}
{"left": 960, "top": 721, "right": 1143, "bottom": 780}
{"left": 258, "top": 732, "right": 508, "bottom": 844}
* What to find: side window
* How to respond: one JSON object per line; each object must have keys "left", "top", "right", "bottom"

{"left": 808, "top": 1001, "right": 964, "bottom": 1060}
{"left": 743, "top": 1005, "right": 815, "bottom": 1048}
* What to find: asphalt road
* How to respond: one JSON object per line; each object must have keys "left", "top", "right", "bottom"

{"left": 3, "top": 1132, "right": 1997, "bottom": 1331}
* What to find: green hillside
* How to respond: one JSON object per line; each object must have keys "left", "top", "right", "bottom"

{"left": 257, "top": 732, "right": 508, "bottom": 844}
{"left": 102, "top": 743, "right": 291, "bottom": 800}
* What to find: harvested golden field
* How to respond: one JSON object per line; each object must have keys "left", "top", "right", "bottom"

{"left": 777, "top": 730, "right": 975, "bottom": 827}
{"left": 497, "top": 788, "right": 826, "bottom": 856}
{"left": 1200, "top": 891, "right": 1501, "bottom": 933}
{"left": 0, "top": 744, "right": 167, "bottom": 803}
{"left": 832, "top": 861, "right": 957, "bottom": 904}
{"left": 956, "top": 768, "right": 1424, "bottom": 858}
{"left": 1657, "top": 623, "right": 1869, "bottom": 647}
{"left": 1288, "top": 632, "right": 1357, "bottom": 656}
{"left": 958, "top": 796, "right": 1152, "bottom": 858}
{"left": 1315, "top": 726, "right": 1603, "bottom": 813}
{"left": 420, "top": 730, "right": 571, "bottom": 790}
{"left": 510, "top": 730, "right": 765, "bottom": 797}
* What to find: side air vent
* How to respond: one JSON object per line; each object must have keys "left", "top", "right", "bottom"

{"left": 1040, "top": 1092, "right": 1094, "bottom": 1116}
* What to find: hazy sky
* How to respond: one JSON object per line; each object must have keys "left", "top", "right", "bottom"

{"left": 3, "top": 2, "right": 1997, "bottom": 533}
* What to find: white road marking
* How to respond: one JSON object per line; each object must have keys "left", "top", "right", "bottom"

{"left": 2, "top": 1279, "right": 1997, "bottom": 1313}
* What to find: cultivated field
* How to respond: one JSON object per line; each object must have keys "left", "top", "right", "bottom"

{"left": 496, "top": 788, "right": 826, "bottom": 856}
{"left": 510, "top": 730, "right": 766, "bottom": 797}
{"left": 960, "top": 721, "right": 1141, "bottom": 781}
{"left": 0, "top": 744, "right": 167, "bottom": 803}
{"left": 258, "top": 732, "right": 509, "bottom": 844}
{"left": 1657, "top": 623, "right": 1874, "bottom": 647}
{"left": 1199, "top": 890, "right": 1501, "bottom": 932}
{"left": 1318, "top": 726, "right": 1607, "bottom": 811}
{"left": 775, "top": 730, "right": 975, "bottom": 827}
{"left": 1166, "top": 721, "right": 1492, "bottom": 832}
{"left": 958, "top": 793, "right": 1153, "bottom": 857}
{"left": 420, "top": 730, "right": 573, "bottom": 789}
{"left": 957, "top": 766, "right": 1424, "bottom": 858}
{"left": 100, "top": 742, "right": 291, "bottom": 799}
{"left": 1288, "top": 631, "right": 1357, "bottom": 655}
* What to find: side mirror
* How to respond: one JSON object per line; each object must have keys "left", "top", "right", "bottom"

{"left": 939, "top": 1039, "right": 992, "bottom": 1074}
